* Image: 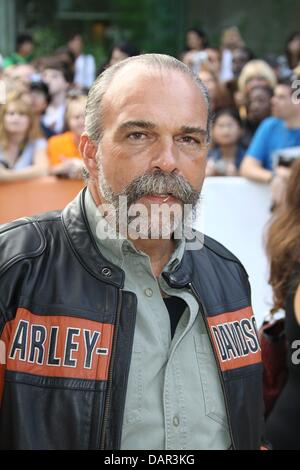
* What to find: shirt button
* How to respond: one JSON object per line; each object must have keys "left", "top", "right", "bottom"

{"left": 144, "top": 288, "right": 153, "bottom": 297}
{"left": 173, "top": 416, "right": 180, "bottom": 427}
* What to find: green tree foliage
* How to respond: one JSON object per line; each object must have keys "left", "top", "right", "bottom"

{"left": 113, "top": 0, "right": 185, "bottom": 56}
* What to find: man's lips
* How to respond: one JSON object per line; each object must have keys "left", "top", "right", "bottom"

{"left": 139, "top": 194, "right": 179, "bottom": 204}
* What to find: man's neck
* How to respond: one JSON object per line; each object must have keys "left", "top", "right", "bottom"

{"left": 131, "top": 237, "right": 176, "bottom": 278}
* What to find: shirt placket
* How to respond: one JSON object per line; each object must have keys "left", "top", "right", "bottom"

{"left": 162, "top": 293, "right": 198, "bottom": 450}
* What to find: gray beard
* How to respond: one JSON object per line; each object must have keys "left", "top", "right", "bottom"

{"left": 96, "top": 153, "right": 201, "bottom": 239}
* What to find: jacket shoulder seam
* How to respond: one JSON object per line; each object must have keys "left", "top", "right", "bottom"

{"left": 0, "top": 219, "right": 47, "bottom": 277}
{"left": 203, "top": 235, "right": 244, "bottom": 267}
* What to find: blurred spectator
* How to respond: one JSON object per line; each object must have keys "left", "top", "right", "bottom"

{"left": 67, "top": 33, "right": 96, "bottom": 90}
{"left": 265, "top": 157, "right": 300, "bottom": 450}
{"left": 32, "top": 56, "right": 50, "bottom": 77}
{"left": 240, "top": 77, "right": 300, "bottom": 182}
{"left": 181, "top": 28, "right": 209, "bottom": 74}
{"left": 237, "top": 59, "right": 277, "bottom": 118}
{"left": 204, "top": 47, "right": 222, "bottom": 77}
{"left": 185, "top": 28, "right": 208, "bottom": 51}
{"left": 108, "top": 41, "right": 140, "bottom": 67}
{"left": 182, "top": 49, "right": 209, "bottom": 75}
{"left": 3, "top": 33, "right": 34, "bottom": 68}
{"left": 42, "top": 58, "right": 72, "bottom": 134}
{"left": 55, "top": 47, "right": 76, "bottom": 80}
{"left": 277, "top": 31, "right": 300, "bottom": 79}
{"left": 232, "top": 47, "right": 255, "bottom": 79}
{"left": 241, "top": 86, "right": 273, "bottom": 147}
{"left": 29, "top": 81, "right": 56, "bottom": 139}
{"left": 199, "top": 64, "right": 234, "bottom": 112}
{"left": 3, "top": 63, "right": 36, "bottom": 95}
{"left": 206, "top": 108, "right": 246, "bottom": 176}
{"left": 0, "top": 93, "right": 48, "bottom": 181}
{"left": 221, "top": 26, "right": 245, "bottom": 50}
{"left": 286, "top": 32, "right": 300, "bottom": 69}
{"left": 238, "top": 59, "right": 277, "bottom": 97}
{"left": 225, "top": 47, "right": 255, "bottom": 114}
{"left": 98, "top": 41, "right": 140, "bottom": 74}
{"left": 264, "top": 53, "right": 282, "bottom": 80}
{"left": 47, "top": 95, "right": 86, "bottom": 179}
{"left": 220, "top": 26, "right": 245, "bottom": 82}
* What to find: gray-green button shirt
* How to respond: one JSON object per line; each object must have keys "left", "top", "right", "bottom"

{"left": 85, "top": 189, "right": 231, "bottom": 450}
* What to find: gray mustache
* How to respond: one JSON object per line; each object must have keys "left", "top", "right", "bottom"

{"left": 119, "top": 170, "right": 200, "bottom": 207}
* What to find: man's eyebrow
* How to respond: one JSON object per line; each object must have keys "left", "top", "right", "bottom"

{"left": 180, "top": 126, "right": 207, "bottom": 136}
{"left": 117, "top": 121, "right": 208, "bottom": 137}
{"left": 118, "top": 120, "right": 156, "bottom": 131}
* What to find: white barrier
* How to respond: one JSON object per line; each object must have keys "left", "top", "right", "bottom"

{"left": 195, "top": 177, "right": 273, "bottom": 326}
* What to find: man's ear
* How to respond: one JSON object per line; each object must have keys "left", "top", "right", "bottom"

{"left": 79, "top": 133, "right": 98, "bottom": 180}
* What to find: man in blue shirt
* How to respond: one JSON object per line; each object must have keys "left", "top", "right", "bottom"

{"left": 241, "top": 76, "right": 300, "bottom": 183}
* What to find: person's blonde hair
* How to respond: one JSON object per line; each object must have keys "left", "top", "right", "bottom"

{"left": 0, "top": 92, "right": 42, "bottom": 150}
{"left": 238, "top": 60, "right": 277, "bottom": 94}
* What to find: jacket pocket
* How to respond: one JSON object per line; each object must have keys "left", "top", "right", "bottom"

{"left": 194, "top": 335, "right": 229, "bottom": 429}
{"left": 0, "top": 370, "right": 106, "bottom": 449}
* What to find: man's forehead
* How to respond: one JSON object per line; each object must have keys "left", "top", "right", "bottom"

{"left": 102, "top": 63, "right": 207, "bottom": 125}
{"left": 104, "top": 63, "right": 203, "bottom": 100}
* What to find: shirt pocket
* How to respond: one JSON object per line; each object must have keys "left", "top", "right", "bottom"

{"left": 194, "top": 334, "right": 229, "bottom": 429}
{"left": 123, "top": 340, "right": 143, "bottom": 426}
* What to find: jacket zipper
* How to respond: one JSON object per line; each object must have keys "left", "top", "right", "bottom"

{"left": 100, "top": 289, "right": 123, "bottom": 450}
{"left": 188, "top": 282, "right": 236, "bottom": 450}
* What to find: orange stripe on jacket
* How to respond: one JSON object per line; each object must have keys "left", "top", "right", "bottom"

{"left": 206, "top": 307, "right": 262, "bottom": 372}
{"left": 0, "top": 308, "right": 114, "bottom": 383}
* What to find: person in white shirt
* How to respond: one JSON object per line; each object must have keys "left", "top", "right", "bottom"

{"left": 68, "top": 33, "right": 96, "bottom": 90}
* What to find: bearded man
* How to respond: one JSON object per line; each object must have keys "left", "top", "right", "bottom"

{"left": 0, "top": 54, "right": 265, "bottom": 450}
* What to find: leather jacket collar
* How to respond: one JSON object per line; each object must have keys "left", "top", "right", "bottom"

{"left": 62, "top": 187, "right": 125, "bottom": 289}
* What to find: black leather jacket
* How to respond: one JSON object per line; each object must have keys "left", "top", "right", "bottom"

{"left": 0, "top": 188, "right": 264, "bottom": 450}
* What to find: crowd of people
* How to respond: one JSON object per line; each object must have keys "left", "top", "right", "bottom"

{"left": 0, "top": 27, "right": 300, "bottom": 189}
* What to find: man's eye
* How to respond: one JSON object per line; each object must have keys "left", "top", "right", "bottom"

{"left": 179, "top": 136, "right": 200, "bottom": 144}
{"left": 127, "top": 132, "right": 147, "bottom": 140}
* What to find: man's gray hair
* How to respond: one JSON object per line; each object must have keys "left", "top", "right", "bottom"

{"left": 85, "top": 53, "right": 212, "bottom": 143}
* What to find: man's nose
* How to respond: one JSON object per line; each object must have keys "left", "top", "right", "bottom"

{"left": 150, "top": 138, "right": 178, "bottom": 173}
